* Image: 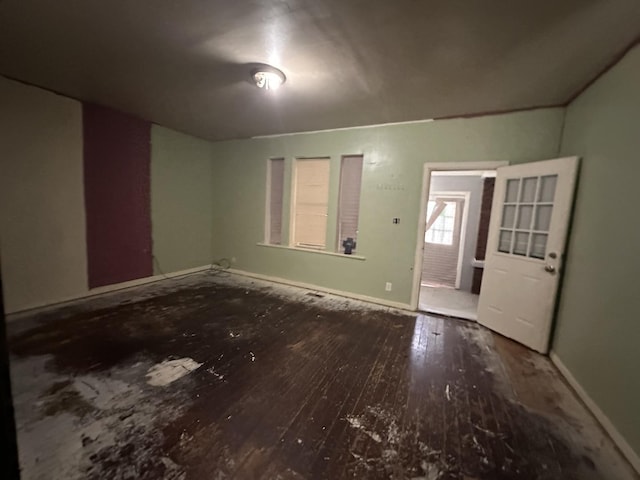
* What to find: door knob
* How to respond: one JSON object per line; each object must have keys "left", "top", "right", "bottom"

{"left": 544, "top": 264, "right": 556, "bottom": 274}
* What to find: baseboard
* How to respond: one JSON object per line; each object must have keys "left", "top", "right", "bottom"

{"left": 6, "top": 265, "right": 212, "bottom": 320}
{"left": 227, "top": 268, "right": 414, "bottom": 312}
{"left": 550, "top": 351, "right": 640, "bottom": 473}
{"left": 7, "top": 266, "right": 414, "bottom": 320}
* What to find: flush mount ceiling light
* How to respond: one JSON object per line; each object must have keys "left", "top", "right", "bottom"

{"left": 251, "top": 64, "right": 286, "bottom": 90}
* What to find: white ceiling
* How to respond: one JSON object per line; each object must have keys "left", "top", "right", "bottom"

{"left": 1, "top": 0, "right": 639, "bottom": 141}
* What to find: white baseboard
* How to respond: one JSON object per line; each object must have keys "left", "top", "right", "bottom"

{"left": 7, "top": 265, "right": 413, "bottom": 320}
{"left": 6, "top": 265, "right": 212, "bottom": 320}
{"left": 550, "top": 351, "right": 640, "bottom": 473}
{"left": 227, "top": 268, "right": 414, "bottom": 312}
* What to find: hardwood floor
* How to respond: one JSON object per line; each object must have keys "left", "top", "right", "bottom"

{"left": 7, "top": 273, "right": 637, "bottom": 479}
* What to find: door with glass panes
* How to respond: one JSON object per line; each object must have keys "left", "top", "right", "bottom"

{"left": 477, "top": 157, "right": 579, "bottom": 353}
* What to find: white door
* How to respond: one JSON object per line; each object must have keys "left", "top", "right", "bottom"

{"left": 477, "top": 157, "right": 579, "bottom": 353}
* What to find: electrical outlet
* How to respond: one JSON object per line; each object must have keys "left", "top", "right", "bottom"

{"left": 385, "top": 282, "right": 392, "bottom": 292}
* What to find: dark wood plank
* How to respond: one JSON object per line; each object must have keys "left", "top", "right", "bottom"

{"left": 7, "top": 274, "right": 635, "bottom": 480}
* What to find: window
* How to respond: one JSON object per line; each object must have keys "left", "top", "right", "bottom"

{"left": 425, "top": 200, "right": 456, "bottom": 245}
{"left": 291, "top": 158, "right": 330, "bottom": 249}
{"left": 266, "top": 158, "right": 285, "bottom": 244}
{"left": 266, "top": 155, "right": 365, "bottom": 254}
{"left": 337, "top": 155, "right": 363, "bottom": 252}
{"left": 497, "top": 175, "right": 557, "bottom": 258}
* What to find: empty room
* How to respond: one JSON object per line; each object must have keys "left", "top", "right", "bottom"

{"left": 1, "top": 1, "right": 639, "bottom": 479}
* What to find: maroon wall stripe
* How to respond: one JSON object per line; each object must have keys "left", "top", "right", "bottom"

{"left": 83, "top": 103, "right": 152, "bottom": 289}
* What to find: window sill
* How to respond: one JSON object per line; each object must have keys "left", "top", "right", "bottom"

{"left": 257, "top": 243, "right": 366, "bottom": 261}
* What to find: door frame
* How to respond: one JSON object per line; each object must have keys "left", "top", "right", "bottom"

{"left": 410, "top": 161, "right": 509, "bottom": 310}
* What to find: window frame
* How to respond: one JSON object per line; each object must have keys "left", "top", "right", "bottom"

{"left": 336, "top": 154, "right": 364, "bottom": 253}
{"left": 425, "top": 199, "right": 458, "bottom": 245}
{"left": 265, "top": 157, "right": 285, "bottom": 245}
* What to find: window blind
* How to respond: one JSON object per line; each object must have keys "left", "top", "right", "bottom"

{"left": 268, "top": 158, "right": 285, "bottom": 244}
{"left": 292, "top": 158, "right": 330, "bottom": 248}
{"left": 337, "top": 155, "right": 363, "bottom": 252}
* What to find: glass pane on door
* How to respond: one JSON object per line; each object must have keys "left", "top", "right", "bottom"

{"left": 538, "top": 175, "right": 557, "bottom": 202}
{"left": 505, "top": 179, "right": 519, "bottom": 203}
{"left": 516, "top": 205, "right": 533, "bottom": 229}
{"left": 498, "top": 230, "right": 512, "bottom": 253}
{"left": 534, "top": 205, "right": 552, "bottom": 231}
{"left": 501, "top": 205, "right": 516, "bottom": 228}
{"left": 530, "top": 233, "right": 548, "bottom": 259}
{"left": 513, "top": 232, "right": 529, "bottom": 256}
{"left": 520, "top": 177, "right": 538, "bottom": 202}
{"left": 497, "top": 174, "right": 556, "bottom": 260}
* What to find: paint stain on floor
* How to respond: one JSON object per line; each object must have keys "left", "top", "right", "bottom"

{"left": 146, "top": 358, "right": 203, "bottom": 387}
{"left": 7, "top": 273, "right": 638, "bottom": 480}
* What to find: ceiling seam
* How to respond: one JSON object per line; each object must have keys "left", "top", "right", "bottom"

{"left": 563, "top": 35, "right": 640, "bottom": 107}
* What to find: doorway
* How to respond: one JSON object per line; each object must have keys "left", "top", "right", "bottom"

{"left": 411, "top": 162, "right": 508, "bottom": 319}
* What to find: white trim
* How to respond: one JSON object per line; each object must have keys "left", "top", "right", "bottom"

{"left": 6, "top": 265, "right": 212, "bottom": 320}
{"left": 257, "top": 242, "right": 365, "bottom": 260}
{"left": 411, "top": 161, "right": 509, "bottom": 310}
{"left": 471, "top": 258, "right": 485, "bottom": 268}
{"left": 228, "top": 268, "right": 413, "bottom": 312}
{"left": 252, "top": 118, "right": 435, "bottom": 139}
{"left": 431, "top": 170, "right": 496, "bottom": 177}
{"left": 455, "top": 192, "right": 470, "bottom": 290}
{"left": 550, "top": 352, "right": 640, "bottom": 473}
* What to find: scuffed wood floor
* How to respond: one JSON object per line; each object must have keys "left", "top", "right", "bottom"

{"left": 7, "top": 273, "right": 638, "bottom": 480}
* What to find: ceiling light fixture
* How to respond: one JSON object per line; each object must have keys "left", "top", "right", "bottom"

{"left": 251, "top": 64, "right": 286, "bottom": 90}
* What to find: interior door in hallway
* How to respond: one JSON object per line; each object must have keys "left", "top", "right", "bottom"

{"left": 422, "top": 195, "right": 465, "bottom": 288}
{"left": 477, "top": 157, "right": 579, "bottom": 353}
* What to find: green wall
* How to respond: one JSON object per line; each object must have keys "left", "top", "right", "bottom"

{"left": 151, "top": 125, "right": 215, "bottom": 274}
{"left": 554, "top": 45, "right": 640, "bottom": 458}
{"left": 210, "top": 109, "right": 564, "bottom": 305}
